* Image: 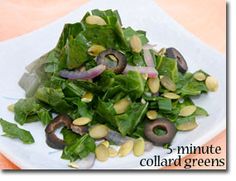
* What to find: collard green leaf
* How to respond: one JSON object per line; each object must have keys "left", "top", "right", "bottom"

{"left": 14, "top": 98, "right": 41, "bottom": 125}
{"left": 14, "top": 98, "right": 52, "bottom": 125}
{"left": 175, "top": 73, "right": 208, "bottom": 97}
{"left": 126, "top": 52, "right": 145, "bottom": 66}
{"left": 132, "top": 122, "right": 145, "bottom": 138}
{"left": 176, "top": 72, "right": 193, "bottom": 90}
{"left": 37, "top": 107, "right": 52, "bottom": 125}
{"left": 56, "top": 22, "right": 84, "bottom": 49}
{"left": 101, "top": 71, "right": 145, "bottom": 101}
{"left": 156, "top": 56, "right": 178, "bottom": 82}
{"left": 63, "top": 81, "right": 85, "bottom": 97}
{"left": 45, "top": 75, "right": 66, "bottom": 88}
{"left": 61, "top": 127, "right": 80, "bottom": 145}
{"left": 154, "top": 127, "right": 167, "bottom": 136}
{"left": 74, "top": 80, "right": 102, "bottom": 94}
{"left": 90, "top": 9, "right": 127, "bottom": 48}
{"left": 65, "top": 34, "right": 89, "bottom": 69}
{"left": 44, "top": 50, "right": 62, "bottom": 73}
{"left": 35, "top": 87, "right": 71, "bottom": 113}
{"left": 0, "top": 118, "right": 34, "bottom": 144}
{"left": 62, "top": 134, "right": 95, "bottom": 161}
{"left": 96, "top": 99, "right": 117, "bottom": 127}
{"left": 114, "top": 71, "right": 145, "bottom": 100}
{"left": 158, "top": 98, "right": 172, "bottom": 111}
{"left": 116, "top": 102, "right": 148, "bottom": 136}
{"left": 97, "top": 70, "right": 116, "bottom": 92}
{"left": 194, "top": 107, "right": 209, "bottom": 116}
{"left": 103, "top": 85, "right": 123, "bottom": 101}
{"left": 84, "top": 58, "right": 97, "bottom": 70}
{"left": 83, "top": 25, "right": 118, "bottom": 47}
{"left": 69, "top": 99, "right": 93, "bottom": 120}
{"left": 35, "top": 87, "right": 64, "bottom": 103}
{"left": 179, "top": 79, "right": 208, "bottom": 96}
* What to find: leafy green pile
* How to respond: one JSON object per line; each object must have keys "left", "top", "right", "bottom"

{"left": 0, "top": 9, "right": 212, "bottom": 163}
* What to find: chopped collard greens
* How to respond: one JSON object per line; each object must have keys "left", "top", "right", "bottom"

{"left": 0, "top": 9, "right": 218, "bottom": 168}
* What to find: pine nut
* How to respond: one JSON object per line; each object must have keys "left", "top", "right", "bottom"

{"left": 85, "top": 15, "right": 107, "bottom": 26}
{"left": 68, "top": 162, "right": 79, "bottom": 169}
{"left": 100, "top": 140, "right": 109, "bottom": 148}
{"left": 73, "top": 117, "right": 91, "bottom": 126}
{"left": 118, "top": 140, "right": 134, "bottom": 157}
{"left": 148, "top": 77, "right": 160, "bottom": 94}
{"left": 156, "top": 48, "right": 166, "bottom": 56}
{"left": 89, "top": 124, "right": 109, "bottom": 139}
{"left": 179, "top": 105, "right": 197, "bottom": 117}
{"left": 95, "top": 144, "right": 109, "bottom": 162}
{"left": 163, "top": 92, "right": 180, "bottom": 99}
{"left": 81, "top": 92, "right": 94, "bottom": 103}
{"left": 142, "top": 73, "right": 148, "bottom": 80}
{"left": 205, "top": 76, "right": 218, "bottom": 92}
{"left": 108, "top": 147, "right": 118, "bottom": 157}
{"left": 130, "top": 35, "right": 142, "bottom": 53}
{"left": 133, "top": 138, "right": 145, "bottom": 157}
{"left": 176, "top": 120, "right": 198, "bottom": 131}
{"left": 193, "top": 72, "right": 206, "bottom": 81}
{"left": 146, "top": 110, "right": 158, "bottom": 120}
{"left": 160, "top": 76, "right": 176, "bottom": 91}
{"left": 7, "top": 104, "right": 14, "bottom": 112}
{"left": 113, "top": 98, "right": 131, "bottom": 114}
{"left": 88, "top": 45, "right": 106, "bottom": 56}
{"left": 141, "top": 98, "right": 147, "bottom": 104}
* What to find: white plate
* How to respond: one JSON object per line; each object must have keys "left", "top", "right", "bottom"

{"left": 0, "top": 0, "right": 226, "bottom": 169}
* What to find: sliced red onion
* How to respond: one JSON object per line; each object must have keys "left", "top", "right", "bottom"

{"left": 143, "top": 49, "right": 155, "bottom": 67}
{"left": 123, "top": 65, "right": 158, "bottom": 78}
{"left": 59, "top": 64, "right": 106, "bottom": 80}
{"left": 143, "top": 44, "right": 156, "bottom": 50}
{"left": 144, "top": 141, "right": 154, "bottom": 152}
{"left": 105, "top": 130, "right": 133, "bottom": 145}
{"left": 106, "top": 130, "right": 154, "bottom": 153}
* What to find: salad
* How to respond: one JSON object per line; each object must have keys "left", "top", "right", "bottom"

{"left": 0, "top": 9, "right": 219, "bottom": 168}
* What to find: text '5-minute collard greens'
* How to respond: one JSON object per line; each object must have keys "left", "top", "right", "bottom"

{"left": 0, "top": 9, "right": 218, "bottom": 169}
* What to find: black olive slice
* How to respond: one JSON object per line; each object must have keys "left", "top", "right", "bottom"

{"left": 45, "top": 115, "right": 72, "bottom": 150}
{"left": 144, "top": 118, "right": 177, "bottom": 146}
{"left": 96, "top": 49, "right": 127, "bottom": 73}
{"left": 165, "top": 47, "right": 188, "bottom": 73}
